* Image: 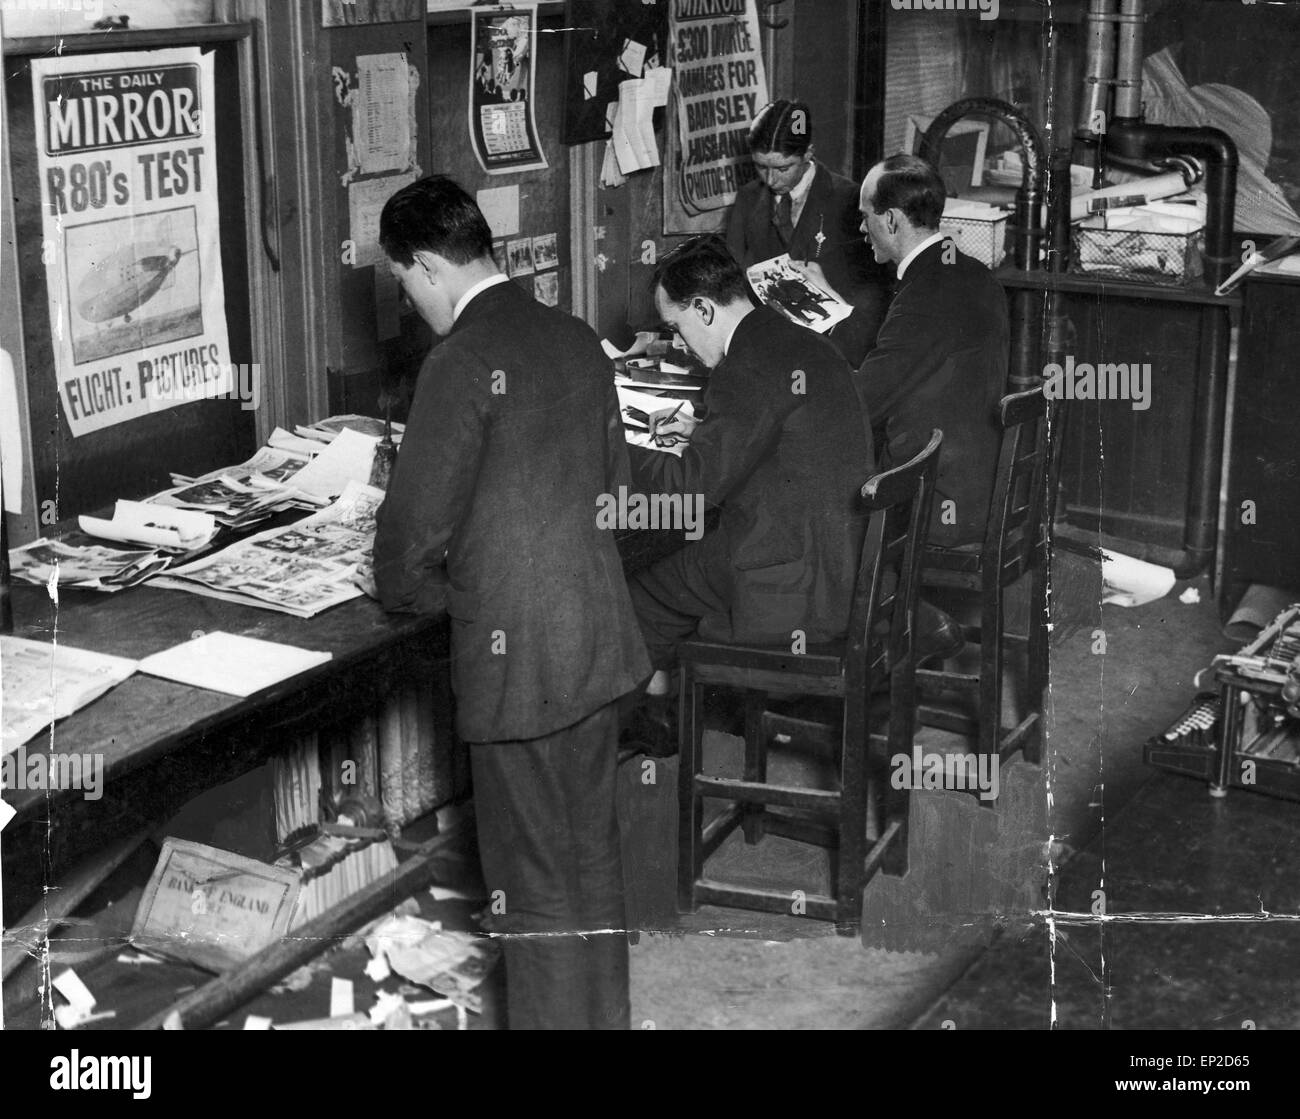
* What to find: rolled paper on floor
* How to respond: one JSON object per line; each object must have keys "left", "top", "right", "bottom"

{"left": 1100, "top": 548, "right": 1176, "bottom": 608}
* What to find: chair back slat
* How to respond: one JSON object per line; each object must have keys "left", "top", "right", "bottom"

{"left": 985, "top": 387, "right": 1049, "bottom": 581}
{"left": 845, "top": 430, "right": 943, "bottom": 701}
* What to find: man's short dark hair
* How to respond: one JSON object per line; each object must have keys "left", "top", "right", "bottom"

{"left": 748, "top": 98, "right": 812, "bottom": 157}
{"left": 379, "top": 174, "right": 493, "bottom": 267}
{"left": 868, "top": 153, "right": 946, "bottom": 231}
{"left": 652, "top": 234, "right": 750, "bottom": 307}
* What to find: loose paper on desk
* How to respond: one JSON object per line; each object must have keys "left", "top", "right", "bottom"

{"left": 290, "top": 427, "right": 380, "bottom": 501}
{"left": 1, "top": 637, "right": 139, "bottom": 757}
{"left": 79, "top": 500, "right": 216, "bottom": 552}
{"left": 136, "top": 632, "right": 333, "bottom": 698}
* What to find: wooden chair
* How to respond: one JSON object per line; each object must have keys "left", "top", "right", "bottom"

{"left": 677, "top": 431, "right": 943, "bottom": 937}
{"left": 916, "top": 388, "right": 1049, "bottom": 780}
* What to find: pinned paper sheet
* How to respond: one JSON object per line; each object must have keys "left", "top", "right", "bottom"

{"left": 582, "top": 70, "right": 598, "bottom": 100}
{"left": 618, "top": 38, "right": 647, "bottom": 78}
{"left": 476, "top": 185, "right": 521, "bottom": 239}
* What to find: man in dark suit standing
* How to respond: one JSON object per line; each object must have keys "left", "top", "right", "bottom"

{"left": 725, "top": 99, "right": 890, "bottom": 356}
{"left": 799, "top": 154, "right": 1008, "bottom": 551}
{"left": 625, "top": 236, "right": 872, "bottom": 719}
{"left": 372, "top": 176, "right": 650, "bottom": 1030}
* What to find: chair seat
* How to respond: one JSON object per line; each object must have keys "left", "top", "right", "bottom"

{"left": 679, "top": 636, "right": 847, "bottom": 677}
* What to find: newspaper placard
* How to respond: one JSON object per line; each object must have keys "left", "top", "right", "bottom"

{"left": 31, "top": 48, "right": 233, "bottom": 438}
{"left": 469, "top": 5, "right": 548, "bottom": 175}
{"left": 663, "top": 0, "right": 768, "bottom": 235}
{"left": 746, "top": 254, "right": 854, "bottom": 334}
{"left": 151, "top": 482, "right": 383, "bottom": 618}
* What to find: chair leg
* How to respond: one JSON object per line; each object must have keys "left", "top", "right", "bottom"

{"left": 741, "top": 689, "right": 768, "bottom": 844}
{"left": 677, "top": 670, "right": 705, "bottom": 913}
{"left": 837, "top": 698, "right": 868, "bottom": 934}
{"left": 882, "top": 665, "right": 913, "bottom": 879}
{"left": 1024, "top": 541, "right": 1049, "bottom": 765}
{"left": 979, "top": 569, "right": 1005, "bottom": 769}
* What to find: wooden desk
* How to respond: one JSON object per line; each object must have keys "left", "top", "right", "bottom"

{"left": 2, "top": 525, "right": 696, "bottom": 921}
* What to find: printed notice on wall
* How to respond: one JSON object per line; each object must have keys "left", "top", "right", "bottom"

{"left": 468, "top": 6, "right": 548, "bottom": 175}
{"left": 31, "top": 48, "right": 233, "bottom": 438}
{"left": 663, "top": 0, "right": 769, "bottom": 235}
{"left": 348, "top": 171, "right": 417, "bottom": 268}
{"left": 355, "top": 53, "right": 412, "bottom": 175}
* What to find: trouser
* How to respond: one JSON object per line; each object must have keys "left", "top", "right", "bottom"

{"left": 469, "top": 699, "right": 630, "bottom": 1030}
{"left": 628, "top": 531, "right": 733, "bottom": 671}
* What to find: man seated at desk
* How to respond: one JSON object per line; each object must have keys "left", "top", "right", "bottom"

{"left": 799, "top": 153, "right": 1009, "bottom": 554}
{"left": 622, "top": 235, "right": 871, "bottom": 753}
{"left": 371, "top": 175, "right": 649, "bottom": 1030}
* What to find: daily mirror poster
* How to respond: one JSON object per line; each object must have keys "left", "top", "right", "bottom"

{"left": 31, "top": 48, "right": 233, "bottom": 438}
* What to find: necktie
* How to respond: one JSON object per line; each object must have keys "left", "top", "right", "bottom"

{"left": 773, "top": 193, "right": 794, "bottom": 246}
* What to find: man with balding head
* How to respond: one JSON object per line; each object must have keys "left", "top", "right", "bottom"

{"left": 802, "top": 153, "right": 1008, "bottom": 550}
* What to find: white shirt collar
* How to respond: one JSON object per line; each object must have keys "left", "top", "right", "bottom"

{"left": 453, "top": 272, "right": 510, "bottom": 322}
{"left": 896, "top": 231, "right": 946, "bottom": 279}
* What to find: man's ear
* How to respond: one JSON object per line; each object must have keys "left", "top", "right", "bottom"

{"left": 691, "top": 296, "right": 715, "bottom": 327}
{"left": 412, "top": 249, "right": 443, "bottom": 284}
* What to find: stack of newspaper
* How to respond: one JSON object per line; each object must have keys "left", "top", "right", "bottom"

{"left": 149, "top": 481, "right": 383, "bottom": 618}
{"left": 8, "top": 538, "right": 172, "bottom": 593}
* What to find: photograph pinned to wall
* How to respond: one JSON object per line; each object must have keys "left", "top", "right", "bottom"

{"left": 31, "top": 48, "right": 233, "bottom": 438}
{"left": 492, "top": 240, "right": 509, "bottom": 273}
{"left": 506, "top": 237, "right": 535, "bottom": 277}
{"left": 532, "top": 232, "right": 558, "bottom": 271}
{"left": 533, "top": 271, "right": 560, "bottom": 308}
{"left": 663, "top": 0, "right": 769, "bottom": 234}
{"left": 469, "top": 5, "right": 548, "bottom": 174}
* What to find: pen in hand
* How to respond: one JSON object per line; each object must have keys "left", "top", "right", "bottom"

{"left": 651, "top": 400, "right": 687, "bottom": 446}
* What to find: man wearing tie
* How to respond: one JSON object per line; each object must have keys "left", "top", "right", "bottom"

{"left": 373, "top": 175, "right": 650, "bottom": 1030}
{"left": 725, "top": 99, "right": 889, "bottom": 352}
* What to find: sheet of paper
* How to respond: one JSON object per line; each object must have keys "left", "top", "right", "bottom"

{"left": 137, "top": 632, "right": 333, "bottom": 698}
{"left": 331, "top": 977, "right": 355, "bottom": 1018}
{"left": 268, "top": 428, "right": 328, "bottom": 457}
{"left": 475, "top": 185, "right": 521, "bottom": 238}
{"left": 348, "top": 172, "right": 418, "bottom": 269}
{"left": 290, "top": 427, "right": 379, "bottom": 500}
{"left": 626, "top": 429, "right": 687, "bottom": 458}
{"left": 646, "top": 65, "right": 673, "bottom": 108}
{"left": 618, "top": 38, "right": 647, "bottom": 78}
{"left": 79, "top": 500, "right": 216, "bottom": 551}
{"left": 2, "top": 637, "right": 139, "bottom": 756}
{"left": 355, "top": 54, "right": 412, "bottom": 175}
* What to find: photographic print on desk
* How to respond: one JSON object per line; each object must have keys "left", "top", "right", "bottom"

{"left": 507, "top": 237, "right": 535, "bottom": 277}
{"left": 532, "top": 232, "right": 559, "bottom": 271}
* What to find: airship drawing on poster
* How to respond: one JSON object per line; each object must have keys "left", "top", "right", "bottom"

{"left": 75, "top": 242, "right": 194, "bottom": 325}
{"left": 65, "top": 208, "right": 205, "bottom": 366}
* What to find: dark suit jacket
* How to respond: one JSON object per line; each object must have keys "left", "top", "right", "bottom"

{"left": 854, "top": 239, "right": 1009, "bottom": 548}
{"left": 725, "top": 161, "right": 889, "bottom": 347}
{"left": 630, "top": 307, "right": 873, "bottom": 645}
{"left": 374, "top": 280, "right": 650, "bottom": 744}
